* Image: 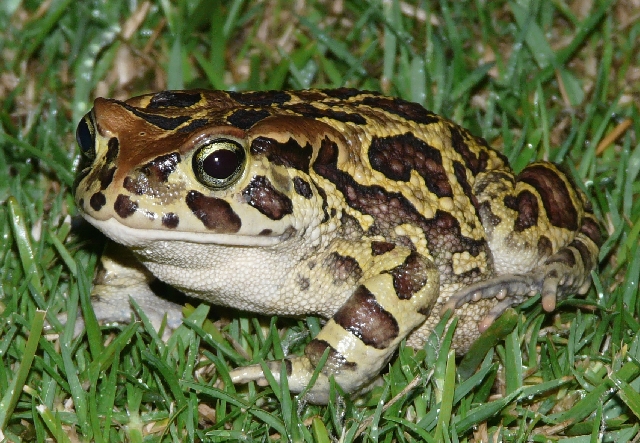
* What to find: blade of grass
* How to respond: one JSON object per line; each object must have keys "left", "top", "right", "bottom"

{"left": 7, "top": 197, "right": 42, "bottom": 294}
{"left": 0, "top": 310, "right": 45, "bottom": 429}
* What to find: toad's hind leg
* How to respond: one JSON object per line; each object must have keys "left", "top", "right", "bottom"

{"left": 230, "top": 244, "right": 439, "bottom": 405}
{"left": 443, "top": 162, "right": 602, "bottom": 328}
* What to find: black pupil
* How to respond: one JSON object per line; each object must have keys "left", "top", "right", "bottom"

{"left": 202, "top": 149, "right": 240, "bottom": 179}
{"left": 76, "top": 118, "right": 93, "bottom": 152}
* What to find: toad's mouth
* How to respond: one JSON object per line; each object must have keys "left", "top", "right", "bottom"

{"left": 82, "top": 214, "right": 292, "bottom": 248}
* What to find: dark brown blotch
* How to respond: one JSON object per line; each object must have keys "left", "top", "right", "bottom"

{"left": 545, "top": 248, "right": 576, "bottom": 267}
{"left": 333, "top": 285, "right": 399, "bottom": 349}
{"left": 98, "top": 165, "right": 116, "bottom": 190}
{"left": 518, "top": 165, "right": 578, "bottom": 231}
{"left": 284, "top": 102, "right": 366, "bottom": 124}
{"left": 226, "top": 109, "right": 271, "bottom": 130}
{"left": 162, "top": 212, "right": 179, "bottom": 229}
{"left": 122, "top": 102, "right": 191, "bottom": 130}
{"left": 250, "top": 136, "right": 313, "bottom": 172}
{"left": 124, "top": 152, "right": 181, "bottom": 196}
{"left": 297, "top": 275, "right": 310, "bottom": 291}
{"left": 504, "top": 190, "right": 539, "bottom": 232}
{"left": 114, "top": 194, "right": 138, "bottom": 218}
{"left": 570, "top": 239, "right": 594, "bottom": 271}
{"left": 537, "top": 236, "right": 553, "bottom": 259}
{"left": 580, "top": 216, "right": 603, "bottom": 247}
{"left": 293, "top": 177, "right": 313, "bottom": 199}
{"left": 449, "top": 126, "right": 493, "bottom": 175}
{"left": 325, "top": 252, "right": 363, "bottom": 285}
{"left": 315, "top": 185, "right": 330, "bottom": 223}
{"left": 305, "top": 339, "right": 357, "bottom": 373}
{"left": 229, "top": 90, "right": 291, "bottom": 106}
{"left": 147, "top": 91, "right": 202, "bottom": 108}
{"left": 371, "top": 241, "right": 395, "bottom": 256}
{"left": 242, "top": 176, "right": 293, "bottom": 220}
{"left": 106, "top": 137, "right": 119, "bottom": 163}
{"left": 359, "top": 96, "right": 440, "bottom": 125}
{"left": 186, "top": 190, "right": 242, "bottom": 232}
{"left": 177, "top": 118, "right": 209, "bottom": 133}
{"left": 89, "top": 192, "right": 106, "bottom": 211}
{"left": 142, "top": 152, "right": 181, "bottom": 183}
{"left": 478, "top": 201, "right": 502, "bottom": 231}
{"left": 368, "top": 133, "right": 453, "bottom": 198}
{"left": 385, "top": 251, "right": 430, "bottom": 300}
{"left": 321, "top": 88, "right": 367, "bottom": 99}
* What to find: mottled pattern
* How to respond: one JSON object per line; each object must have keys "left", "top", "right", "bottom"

{"left": 369, "top": 133, "right": 453, "bottom": 197}
{"left": 450, "top": 126, "right": 493, "bottom": 175}
{"left": 314, "top": 137, "right": 487, "bottom": 278}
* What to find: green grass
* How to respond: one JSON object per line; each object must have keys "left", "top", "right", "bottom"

{"left": 1, "top": 0, "right": 639, "bottom": 441}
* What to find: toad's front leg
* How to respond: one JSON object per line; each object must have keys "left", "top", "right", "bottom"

{"left": 229, "top": 245, "right": 439, "bottom": 404}
{"left": 59, "top": 242, "right": 184, "bottom": 338}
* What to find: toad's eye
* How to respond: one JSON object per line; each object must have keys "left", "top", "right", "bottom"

{"left": 76, "top": 113, "right": 96, "bottom": 158}
{"left": 192, "top": 139, "right": 246, "bottom": 189}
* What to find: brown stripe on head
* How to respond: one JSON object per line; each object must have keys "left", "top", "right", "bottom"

{"left": 146, "top": 91, "right": 203, "bottom": 109}
{"left": 333, "top": 285, "right": 399, "bottom": 349}
{"left": 92, "top": 98, "right": 193, "bottom": 180}
{"left": 518, "top": 164, "right": 579, "bottom": 231}
{"left": 92, "top": 96, "right": 248, "bottom": 189}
